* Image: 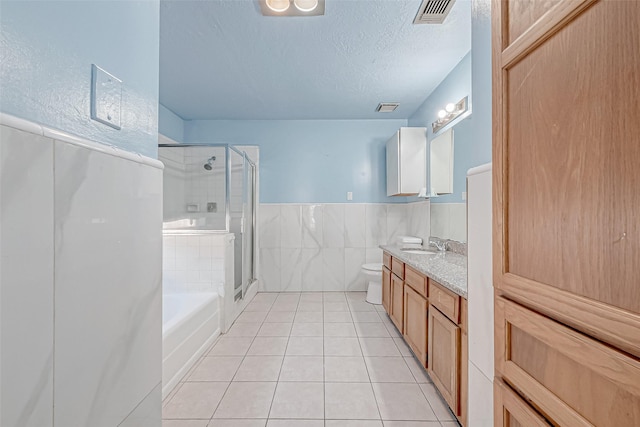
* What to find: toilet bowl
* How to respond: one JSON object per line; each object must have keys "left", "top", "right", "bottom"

{"left": 361, "top": 263, "right": 383, "bottom": 305}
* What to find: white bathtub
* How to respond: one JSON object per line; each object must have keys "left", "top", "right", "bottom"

{"left": 162, "top": 292, "right": 221, "bottom": 399}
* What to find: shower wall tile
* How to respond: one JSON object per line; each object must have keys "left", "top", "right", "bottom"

{"left": 280, "top": 205, "right": 302, "bottom": 248}
{"left": 259, "top": 204, "right": 281, "bottom": 248}
{"left": 323, "top": 204, "right": 345, "bottom": 248}
{"left": 163, "top": 234, "right": 228, "bottom": 293}
{"left": 344, "top": 204, "right": 366, "bottom": 248}
{"left": 302, "top": 204, "right": 323, "bottom": 248}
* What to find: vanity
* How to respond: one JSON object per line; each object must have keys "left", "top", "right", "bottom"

{"left": 380, "top": 245, "right": 468, "bottom": 427}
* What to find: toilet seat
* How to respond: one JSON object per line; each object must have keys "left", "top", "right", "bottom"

{"left": 362, "top": 263, "right": 382, "bottom": 272}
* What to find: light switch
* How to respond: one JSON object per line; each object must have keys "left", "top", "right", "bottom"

{"left": 90, "top": 64, "right": 122, "bottom": 130}
{"left": 462, "top": 191, "right": 467, "bottom": 201}
{"left": 347, "top": 192, "right": 353, "bottom": 201}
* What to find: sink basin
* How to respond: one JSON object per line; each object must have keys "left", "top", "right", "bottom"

{"left": 401, "top": 249, "right": 438, "bottom": 255}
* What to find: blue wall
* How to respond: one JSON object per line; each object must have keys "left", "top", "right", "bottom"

{"left": 0, "top": 1, "right": 160, "bottom": 158}
{"left": 185, "top": 119, "right": 408, "bottom": 203}
{"left": 159, "top": 104, "right": 185, "bottom": 142}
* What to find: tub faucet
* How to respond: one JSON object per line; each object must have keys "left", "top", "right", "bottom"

{"left": 429, "top": 239, "right": 447, "bottom": 252}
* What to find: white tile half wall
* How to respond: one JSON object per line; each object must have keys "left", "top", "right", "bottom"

{"left": 0, "top": 116, "right": 163, "bottom": 427}
{"left": 258, "top": 202, "right": 430, "bottom": 292}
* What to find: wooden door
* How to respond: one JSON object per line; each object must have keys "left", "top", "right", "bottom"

{"left": 390, "top": 274, "right": 404, "bottom": 333}
{"left": 493, "top": 1, "right": 640, "bottom": 357}
{"left": 403, "top": 285, "right": 427, "bottom": 365}
{"left": 382, "top": 266, "right": 391, "bottom": 314}
{"left": 428, "top": 305, "right": 460, "bottom": 412}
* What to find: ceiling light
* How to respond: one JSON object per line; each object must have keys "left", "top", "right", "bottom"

{"left": 266, "top": 0, "right": 290, "bottom": 12}
{"left": 259, "top": 0, "right": 325, "bottom": 16}
{"left": 294, "top": 0, "right": 318, "bottom": 12}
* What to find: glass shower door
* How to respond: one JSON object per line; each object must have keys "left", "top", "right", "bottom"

{"left": 241, "top": 156, "right": 256, "bottom": 298}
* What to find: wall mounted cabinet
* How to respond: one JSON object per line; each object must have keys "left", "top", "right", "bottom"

{"left": 386, "top": 127, "right": 427, "bottom": 196}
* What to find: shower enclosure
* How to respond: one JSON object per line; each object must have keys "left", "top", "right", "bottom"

{"left": 159, "top": 144, "right": 257, "bottom": 302}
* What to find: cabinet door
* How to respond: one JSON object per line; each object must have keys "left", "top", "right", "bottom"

{"left": 428, "top": 305, "right": 460, "bottom": 412}
{"left": 494, "top": 379, "right": 549, "bottom": 427}
{"left": 390, "top": 274, "right": 404, "bottom": 333}
{"left": 403, "top": 285, "right": 427, "bottom": 366}
{"left": 493, "top": 0, "right": 640, "bottom": 357}
{"left": 382, "top": 266, "right": 391, "bottom": 314}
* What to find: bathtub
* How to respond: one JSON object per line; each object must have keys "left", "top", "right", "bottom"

{"left": 162, "top": 292, "right": 221, "bottom": 399}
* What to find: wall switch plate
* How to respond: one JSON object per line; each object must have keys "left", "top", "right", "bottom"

{"left": 186, "top": 204, "right": 199, "bottom": 212}
{"left": 90, "top": 64, "right": 122, "bottom": 130}
{"left": 347, "top": 192, "right": 353, "bottom": 201}
{"left": 462, "top": 191, "right": 467, "bottom": 201}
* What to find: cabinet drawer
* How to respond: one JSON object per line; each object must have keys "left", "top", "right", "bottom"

{"left": 383, "top": 252, "right": 391, "bottom": 269}
{"left": 405, "top": 265, "right": 427, "bottom": 298}
{"left": 429, "top": 280, "right": 460, "bottom": 324}
{"left": 391, "top": 257, "right": 405, "bottom": 280}
{"left": 494, "top": 378, "right": 549, "bottom": 427}
{"left": 496, "top": 297, "right": 640, "bottom": 427}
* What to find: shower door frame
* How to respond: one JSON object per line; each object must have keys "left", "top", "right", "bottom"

{"left": 158, "top": 143, "right": 257, "bottom": 300}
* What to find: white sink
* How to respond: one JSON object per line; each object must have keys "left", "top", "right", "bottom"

{"left": 401, "top": 249, "right": 438, "bottom": 255}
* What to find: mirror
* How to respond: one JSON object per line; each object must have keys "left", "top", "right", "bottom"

{"left": 429, "top": 116, "right": 472, "bottom": 243}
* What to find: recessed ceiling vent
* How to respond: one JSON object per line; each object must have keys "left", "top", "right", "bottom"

{"left": 413, "top": 0, "right": 456, "bottom": 24}
{"left": 376, "top": 103, "right": 400, "bottom": 113}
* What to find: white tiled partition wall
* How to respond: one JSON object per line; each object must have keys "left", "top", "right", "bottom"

{"left": 258, "top": 202, "right": 430, "bottom": 292}
{"left": 162, "top": 233, "right": 229, "bottom": 293}
{"left": 0, "top": 116, "right": 163, "bottom": 427}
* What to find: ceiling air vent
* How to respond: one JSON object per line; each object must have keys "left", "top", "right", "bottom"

{"left": 376, "top": 103, "right": 400, "bottom": 113}
{"left": 413, "top": 0, "right": 456, "bottom": 24}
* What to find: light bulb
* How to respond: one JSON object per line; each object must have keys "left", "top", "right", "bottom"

{"left": 266, "top": 0, "right": 290, "bottom": 12}
{"left": 438, "top": 110, "right": 447, "bottom": 119}
{"left": 294, "top": 0, "right": 318, "bottom": 12}
{"left": 445, "top": 103, "right": 455, "bottom": 113}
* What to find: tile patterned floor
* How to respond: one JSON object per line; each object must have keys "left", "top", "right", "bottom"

{"left": 163, "top": 292, "right": 461, "bottom": 427}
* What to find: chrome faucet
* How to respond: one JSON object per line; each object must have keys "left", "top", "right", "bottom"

{"left": 429, "top": 239, "right": 447, "bottom": 252}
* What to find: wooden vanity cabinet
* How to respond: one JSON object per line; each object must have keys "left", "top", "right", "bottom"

{"left": 428, "top": 280, "right": 468, "bottom": 424}
{"left": 403, "top": 264, "right": 429, "bottom": 367}
{"left": 382, "top": 266, "right": 391, "bottom": 314}
{"left": 389, "top": 273, "right": 404, "bottom": 333}
{"left": 494, "top": 379, "right": 549, "bottom": 427}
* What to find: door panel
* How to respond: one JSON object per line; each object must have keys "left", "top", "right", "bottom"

{"left": 403, "top": 285, "right": 427, "bottom": 365}
{"left": 428, "top": 305, "right": 460, "bottom": 411}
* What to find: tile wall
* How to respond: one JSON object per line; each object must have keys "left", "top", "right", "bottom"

{"left": 258, "top": 201, "right": 430, "bottom": 292}
{"left": 162, "top": 234, "right": 228, "bottom": 293}
{"left": 1, "top": 118, "right": 163, "bottom": 427}
{"left": 430, "top": 203, "right": 467, "bottom": 243}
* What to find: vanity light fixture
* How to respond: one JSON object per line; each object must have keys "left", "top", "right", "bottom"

{"left": 432, "top": 96, "right": 468, "bottom": 133}
{"left": 260, "top": 0, "right": 325, "bottom": 16}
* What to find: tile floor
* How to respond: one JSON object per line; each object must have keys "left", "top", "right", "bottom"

{"left": 163, "top": 291, "right": 460, "bottom": 427}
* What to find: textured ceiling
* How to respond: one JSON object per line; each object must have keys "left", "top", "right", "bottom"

{"left": 159, "top": 0, "right": 471, "bottom": 120}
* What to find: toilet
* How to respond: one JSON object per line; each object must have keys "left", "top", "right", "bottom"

{"left": 361, "top": 263, "right": 383, "bottom": 304}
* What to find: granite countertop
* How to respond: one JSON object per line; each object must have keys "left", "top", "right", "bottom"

{"left": 380, "top": 245, "right": 467, "bottom": 298}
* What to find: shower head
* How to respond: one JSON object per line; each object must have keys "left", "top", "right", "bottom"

{"left": 204, "top": 156, "right": 216, "bottom": 170}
